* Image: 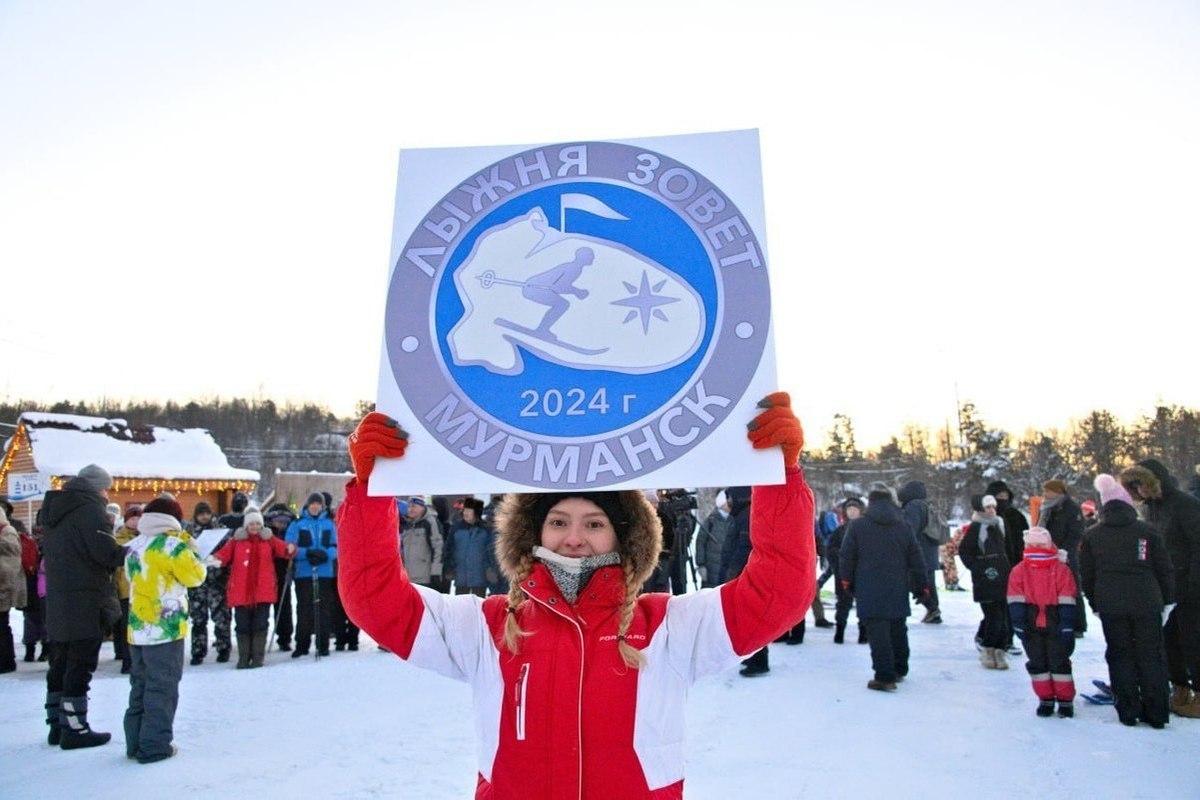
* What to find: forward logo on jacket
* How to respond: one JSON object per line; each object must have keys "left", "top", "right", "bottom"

{"left": 384, "top": 137, "right": 772, "bottom": 489}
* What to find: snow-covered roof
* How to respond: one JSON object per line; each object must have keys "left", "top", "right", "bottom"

{"left": 18, "top": 412, "right": 259, "bottom": 481}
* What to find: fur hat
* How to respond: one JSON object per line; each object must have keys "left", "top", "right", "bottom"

{"left": 867, "top": 483, "right": 896, "bottom": 505}
{"left": 1042, "top": 479, "right": 1068, "bottom": 496}
{"left": 243, "top": 507, "right": 265, "bottom": 529}
{"left": 76, "top": 464, "right": 112, "bottom": 492}
{"left": 462, "top": 497, "right": 486, "bottom": 516}
{"left": 231, "top": 491, "right": 249, "bottom": 514}
{"left": 1095, "top": 473, "right": 1134, "bottom": 506}
{"left": 494, "top": 491, "right": 661, "bottom": 588}
{"left": 1119, "top": 465, "right": 1161, "bottom": 501}
{"left": 1024, "top": 526, "right": 1053, "bottom": 548}
{"left": 143, "top": 496, "right": 183, "bottom": 524}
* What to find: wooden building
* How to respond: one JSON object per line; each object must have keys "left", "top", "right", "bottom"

{"left": 0, "top": 412, "right": 258, "bottom": 529}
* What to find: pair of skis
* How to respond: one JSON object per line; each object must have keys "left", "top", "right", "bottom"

{"left": 1081, "top": 679, "right": 1114, "bottom": 705}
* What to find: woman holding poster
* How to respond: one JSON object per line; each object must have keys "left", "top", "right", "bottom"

{"left": 336, "top": 391, "right": 812, "bottom": 799}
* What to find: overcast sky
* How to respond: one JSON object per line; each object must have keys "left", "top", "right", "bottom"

{"left": 2, "top": 1, "right": 1196, "bottom": 448}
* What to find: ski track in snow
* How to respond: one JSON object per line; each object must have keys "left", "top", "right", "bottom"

{"left": 1, "top": 590, "right": 1197, "bottom": 799}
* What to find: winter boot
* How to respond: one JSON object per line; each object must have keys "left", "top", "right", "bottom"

{"left": 834, "top": 623, "right": 845, "bottom": 644}
{"left": 857, "top": 626, "right": 868, "bottom": 644}
{"left": 785, "top": 621, "right": 805, "bottom": 645}
{"left": 980, "top": 648, "right": 997, "bottom": 669}
{"left": 1175, "top": 690, "right": 1200, "bottom": 719}
{"left": 250, "top": 631, "right": 268, "bottom": 669}
{"left": 867, "top": 679, "right": 897, "bottom": 692}
{"left": 59, "top": 696, "right": 111, "bottom": 749}
{"left": 1170, "top": 685, "right": 1194, "bottom": 715}
{"left": 235, "top": 634, "right": 252, "bottom": 669}
{"left": 993, "top": 649, "right": 1009, "bottom": 670}
{"left": 921, "top": 608, "right": 942, "bottom": 624}
{"left": 45, "top": 691, "right": 62, "bottom": 746}
{"left": 1036, "top": 700, "right": 1055, "bottom": 717}
{"left": 37, "top": 645, "right": 48, "bottom": 662}
{"left": 24, "top": 644, "right": 37, "bottom": 663}
{"left": 1056, "top": 701, "right": 1074, "bottom": 718}
{"left": 215, "top": 649, "right": 231, "bottom": 664}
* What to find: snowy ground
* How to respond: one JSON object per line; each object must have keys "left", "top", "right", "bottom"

{"left": 2, "top": 587, "right": 1197, "bottom": 799}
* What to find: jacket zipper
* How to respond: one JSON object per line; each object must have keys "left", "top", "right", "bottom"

{"left": 525, "top": 592, "right": 585, "bottom": 800}
{"left": 515, "top": 662, "right": 530, "bottom": 741}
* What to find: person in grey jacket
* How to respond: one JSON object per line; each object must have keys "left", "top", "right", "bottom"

{"left": 694, "top": 490, "right": 731, "bottom": 589}
{"left": 840, "top": 485, "right": 929, "bottom": 691}
{"left": 899, "top": 480, "right": 941, "bottom": 624}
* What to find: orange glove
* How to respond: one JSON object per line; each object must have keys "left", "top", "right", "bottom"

{"left": 348, "top": 412, "right": 409, "bottom": 482}
{"left": 747, "top": 391, "right": 804, "bottom": 468}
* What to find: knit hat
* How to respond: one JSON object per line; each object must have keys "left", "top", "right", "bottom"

{"left": 842, "top": 497, "right": 866, "bottom": 513}
{"left": 305, "top": 492, "right": 325, "bottom": 508}
{"left": 1024, "top": 526, "right": 1053, "bottom": 548}
{"left": 867, "top": 483, "right": 896, "bottom": 504}
{"left": 76, "top": 464, "right": 112, "bottom": 492}
{"left": 124, "top": 504, "right": 143, "bottom": 519}
{"left": 530, "top": 492, "right": 631, "bottom": 539}
{"left": 105, "top": 502, "right": 122, "bottom": 518}
{"left": 243, "top": 507, "right": 265, "bottom": 528}
{"left": 1043, "top": 479, "right": 1068, "bottom": 496}
{"left": 1094, "top": 473, "right": 1134, "bottom": 506}
{"left": 1080, "top": 499, "right": 1097, "bottom": 516}
{"left": 231, "top": 491, "right": 249, "bottom": 514}
{"left": 409, "top": 496, "right": 426, "bottom": 509}
{"left": 981, "top": 494, "right": 997, "bottom": 509}
{"left": 193, "top": 501, "right": 213, "bottom": 517}
{"left": 142, "top": 496, "right": 183, "bottom": 524}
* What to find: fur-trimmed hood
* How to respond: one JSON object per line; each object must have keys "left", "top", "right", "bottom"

{"left": 1120, "top": 464, "right": 1163, "bottom": 500}
{"left": 494, "top": 491, "right": 662, "bottom": 589}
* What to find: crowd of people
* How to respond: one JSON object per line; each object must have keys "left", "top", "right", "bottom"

{"left": 2, "top": 439, "right": 1198, "bottom": 772}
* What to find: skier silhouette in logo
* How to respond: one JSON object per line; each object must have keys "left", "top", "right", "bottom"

{"left": 523, "top": 247, "right": 594, "bottom": 337}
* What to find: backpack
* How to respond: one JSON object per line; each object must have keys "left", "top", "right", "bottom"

{"left": 19, "top": 532, "right": 39, "bottom": 576}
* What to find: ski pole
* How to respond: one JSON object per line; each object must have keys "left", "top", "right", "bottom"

{"left": 312, "top": 570, "right": 321, "bottom": 662}
{"left": 267, "top": 559, "right": 295, "bottom": 654}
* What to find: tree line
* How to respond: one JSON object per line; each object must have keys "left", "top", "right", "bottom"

{"left": 4, "top": 397, "right": 1197, "bottom": 524}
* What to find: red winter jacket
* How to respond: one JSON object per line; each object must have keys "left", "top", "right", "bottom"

{"left": 1006, "top": 545, "right": 1078, "bottom": 628}
{"left": 337, "top": 468, "right": 815, "bottom": 800}
{"left": 213, "top": 535, "right": 293, "bottom": 607}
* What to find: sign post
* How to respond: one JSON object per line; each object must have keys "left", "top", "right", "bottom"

{"left": 7, "top": 472, "right": 49, "bottom": 530}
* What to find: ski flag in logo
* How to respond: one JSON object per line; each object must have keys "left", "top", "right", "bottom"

{"left": 374, "top": 130, "right": 780, "bottom": 495}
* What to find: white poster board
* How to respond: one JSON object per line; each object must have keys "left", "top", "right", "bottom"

{"left": 372, "top": 129, "right": 781, "bottom": 495}
{"left": 6, "top": 472, "right": 48, "bottom": 502}
{"left": 193, "top": 528, "right": 232, "bottom": 560}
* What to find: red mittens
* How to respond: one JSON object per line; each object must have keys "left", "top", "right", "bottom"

{"left": 747, "top": 391, "right": 805, "bottom": 468}
{"left": 348, "top": 412, "right": 409, "bottom": 482}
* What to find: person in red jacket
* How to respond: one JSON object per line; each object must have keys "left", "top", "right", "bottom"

{"left": 1007, "top": 526, "right": 1080, "bottom": 718}
{"left": 337, "top": 392, "right": 813, "bottom": 800}
{"left": 210, "top": 509, "right": 296, "bottom": 669}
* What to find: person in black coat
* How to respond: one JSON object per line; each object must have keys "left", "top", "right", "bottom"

{"left": 959, "top": 494, "right": 1012, "bottom": 669}
{"left": 40, "top": 465, "right": 127, "bottom": 749}
{"left": 828, "top": 497, "right": 866, "bottom": 644}
{"left": 720, "top": 487, "right": 771, "bottom": 676}
{"left": 840, "top": 486, "right": 928, "bottom": 691}
{"left": 1081, "top": 475, "right": 1175, "bottom": 727}
{"left": 899, "top": 480, "right": 941, "bottom": 624}
{"left": 1120, "top": 458, "right": 1200, "bottom": 716}
{"left": 988, "top": 480, "right": 1030, "bottom": 653}
{"left": 1039, "top": 480, "right": 1087, "bottom": 635}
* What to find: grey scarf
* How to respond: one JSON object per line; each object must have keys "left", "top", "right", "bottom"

{"left": 533, "top": 546, "right": 622, "bottom": 604}
{"left": 1037, "top": 493, "right": 1064, "bottom": 526}
{"left": 977, "top": 515, "right": 1005, "bottom": 550}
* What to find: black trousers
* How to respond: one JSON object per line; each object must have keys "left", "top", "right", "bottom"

{"left": 295, "top": 576, "right": 334, "bottom": 652}
{"left": 46, "top": 638, "right": 101, "bottom": 696}
{"left": 861, "top": 617, "right": 909, "bottom": 682}
{"left": 834, "top": 583, "right": 855, "bottom": 628}
{"left": 0, "top": 610, "right": 14, "bottom": 670}
{"left": 329, "top": 577, "right": 360, "bottom": 647}
{"left": 233, "top": 604, "right": 272, "bottom": 635}
{"left": 273, "top": 559, "right": 294, "bottom": 646}
{"left": 113, "top": 599, "right": 131, "bottom": 668}
{"left": 979, "top": 601, "right": 1009, "bottom": 648}
{"left": 1102, "top": 613, "right": 1170, "bottom": 724}
{"left": 1164, "top": 601, "right": 1200, "bottom": 689}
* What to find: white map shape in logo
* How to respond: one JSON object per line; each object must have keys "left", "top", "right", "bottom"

{"left": 448, "top": 208, "right": 706, "bottom": 376}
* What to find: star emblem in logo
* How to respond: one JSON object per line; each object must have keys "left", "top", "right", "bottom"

{"left": 611, "top": 270, "right": 681, "bottom": 334}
